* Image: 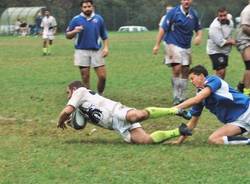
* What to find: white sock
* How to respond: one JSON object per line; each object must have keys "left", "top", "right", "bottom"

{"left": 223, "top": 136, "right": 250, "bottom": 145}
{"left": 179, "top": 78, "right": 188, "bottom": 101}
{"left": 172, "top": 77, "right": 180, "bottom": 99}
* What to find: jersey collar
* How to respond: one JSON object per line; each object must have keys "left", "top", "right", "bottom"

{"left": 80, "top": 12, "right": 95, "bottom": 21}
{"left": 180, "top": 5, "right": 190, "bottom": 16}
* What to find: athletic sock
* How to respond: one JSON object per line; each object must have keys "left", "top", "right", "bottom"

{"left": 47, "top": 45, "right": 52, "bottom": 54}
{"left": 243, "top": 88, "right": 250, "bottom": 96}
{"left": 43, "top": 47, "right": 47, "bottom": 54}
{"left": 150, "top": 128, "right": 180, "bottom": 143}
{"left": 179, "top": 78, "right": 188, "bottom": 101}
{"left": 145, "top": 107, "right": 178, "bottom": 118}
{"left": 223, "top": 136, "right": 250, "bottom": 145}
{"left": 172, "top": 77, "right": 180, "bottom": 99}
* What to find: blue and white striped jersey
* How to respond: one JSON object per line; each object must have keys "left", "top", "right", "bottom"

{"left": 66, "top": 12, "right": 108, "bottom": 50}
{"left": 161, "top": 5, "right": 201, "bottom": 49}
{"left": 190, "top": 75, "right": 250, "bottom": 123}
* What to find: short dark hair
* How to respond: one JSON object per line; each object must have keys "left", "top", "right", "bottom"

{"left": 43, "top": 8, "right": 50, "bottom": 13}
{"left": 217, "top": 7, "right": 227, "bottom": 13}
{"left": 80, "top": 0, "right": 93, "bottom": 6}
{"left": 189, "top": 65, "right": 209, "bottom": 77}
{"left": 68, "top": 81, "right": 84, "bottom": 90}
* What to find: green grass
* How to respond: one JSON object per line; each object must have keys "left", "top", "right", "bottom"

{"left": 0, "top": 32, "right": 250, "bottom": 184}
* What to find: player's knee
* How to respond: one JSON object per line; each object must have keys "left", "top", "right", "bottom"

{"left": 131, "top": 134, "right": 152, "bottom": 144}
{"left": 182, "top": 65, "right": 190, "bottom": 77}
{"left": 208, "top": 135, "right": 222, "bottom": 145}
{"left": 127, "top": 110, "right": 148, "bottom": 122}
{"left": 98, "top": 75, "right": 106, "bottom": 82}
{"left": 216, "top": 69, "right": 225, "bottom": 79}
{"left": 244, "top": 60, "right": 250, "bottom": 70}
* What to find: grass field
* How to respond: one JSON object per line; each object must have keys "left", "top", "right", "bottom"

{"left": 1, "top": 32, "right": 250, "bottom": 184}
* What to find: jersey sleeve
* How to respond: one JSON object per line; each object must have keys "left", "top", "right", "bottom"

{"left": 204, "top": 76, "right": 222, "bottom": 93}
{"left": 241, "top": 7, "right": 250, "bottom": 25}
{"left": 193, "top": 9, "right": 202, "bottom": 32}
{"left": 161, "top": 9, "right": 175, "bottom": 32}
{"left": 99, "top": 16, "right": 108, "bottom": 40}
{"left": 51, "top": 17, "right": 57, "bottom": 27}
{"left": 66, "top": 18, "right": 77, "bottom": 32}
{"left": 67, "top": 88, "right": 88, "bottom": 108}
{"left": 190, "top": 102, "right": 204, "bottom": 117}
{"left": 159, "top": 15, "right": 166, "bottom": 27}
{"left": 40, "top": 18, "right": 44, "bottom": 28}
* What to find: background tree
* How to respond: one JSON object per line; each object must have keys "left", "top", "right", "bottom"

{"left": 0, "top": 0, "right": 249, "bottom": 31}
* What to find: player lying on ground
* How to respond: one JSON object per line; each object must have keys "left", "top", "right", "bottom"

{"left": 167, "top": 65, "right": 250, "bottom": 145}
{"left": 57, "top": 81, "right": 192, "bottom": 144}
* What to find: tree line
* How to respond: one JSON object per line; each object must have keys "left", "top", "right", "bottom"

{"left": 0, "top": 0, "right": 249, "bottom": 31}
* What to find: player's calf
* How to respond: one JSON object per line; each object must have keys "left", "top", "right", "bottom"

{"left": 145, "top": 107, "right": 192, "bottom": 120}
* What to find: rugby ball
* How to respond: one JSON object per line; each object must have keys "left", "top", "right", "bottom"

{"left": 67, "top": 108, "right": 87, "bottom": 130}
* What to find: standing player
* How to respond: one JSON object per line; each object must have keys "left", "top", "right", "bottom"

{"left": 41, "top": 9, "right": 57, "bottom": 55}
{"left": 153, "top": 0, "right": 202, "bottom": 105}
{"left": 207, "top": 7, "right": 235, "bottom": 79}
{"left": 236, "top": 1, "right": 250, "bottom": 95}
{"left": 57, "top": 81, "right": 192, "bottom": 144}
{"left": 66, "top": 0, "right": 109, "bottom": 95}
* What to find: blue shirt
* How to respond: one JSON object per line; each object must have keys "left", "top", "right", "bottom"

{"left": 161, "top": 5, "right": 201, "bottom": 49}
{"left": 66, "top": 13, "right": 108, "bottom": 50}
{"left": 190, "top": 76, "right": 250, "bottom": 123}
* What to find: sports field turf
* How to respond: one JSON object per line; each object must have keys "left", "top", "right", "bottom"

{"left": 1, "top": 32, "right": 250, "bottom": 184}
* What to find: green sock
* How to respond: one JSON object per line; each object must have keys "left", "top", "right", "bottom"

{"left": 43, "top": 47, "right": 47, "bottom": 54}
{"left": 150, "top": 128, "right": 180, "bottom": 143}
{"left": 243, "top": 88, "right": 250, "bottom": 96}
{"left": 145, "top": 107, "right": 178, "bottom": 118}
{"left": 47, "top": 45, "right": 52, "bottom": 54}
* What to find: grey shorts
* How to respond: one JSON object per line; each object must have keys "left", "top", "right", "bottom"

{"left": 236, "top": 31, "right": 250, "bottom": 53}
{"left": 74, "top": 49, "right": 105, "bottom": 67}
{"left": 229, "top": 104, "right": 250, "bottom": 132}
{"left": 236, "top": 40, "right": 250, "bottom": 53}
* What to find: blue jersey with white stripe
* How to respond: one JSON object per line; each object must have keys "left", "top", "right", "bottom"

{"left": 66, "top": 13, "right": 108, "bottom": 50}
{"left": 190, "top": 76, "right": 250, "bottom": 123}
{"left": 161, "top": 5, "right": 201, "bottom": 49}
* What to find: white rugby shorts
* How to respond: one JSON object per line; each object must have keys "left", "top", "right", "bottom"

{"left": 229, "top": 104, "right": 250, "bottom": 132}
{"left": 111, "top": 104, "right": 142, "bottom": 143}
{"left": 164, "top": 43, "right": 192, "bottom": 66}
{"left": 42, "top": 31, "right": 55, "bottom": 40}
{"left": 74, "top": 49, "right": 105, "bottom": 68}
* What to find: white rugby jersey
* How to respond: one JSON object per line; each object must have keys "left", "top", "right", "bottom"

{"left": 240, "top": 4, "right": 250, "bottom": 26}
{"left": 41, "top": 16, "right": 57, "bottom": 33}
{"left": 67, "top": 87, "right": 119, "bottom": 129}
{"left": 237, "top": 4, "right": 250, "bottom": 41}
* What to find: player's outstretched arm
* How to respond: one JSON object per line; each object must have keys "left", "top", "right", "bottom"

{"left": 57, "top": 105, "right": 75, "bottom": 129}
{"left": 170, "top": 116, "right": 199, "bottom": 145}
